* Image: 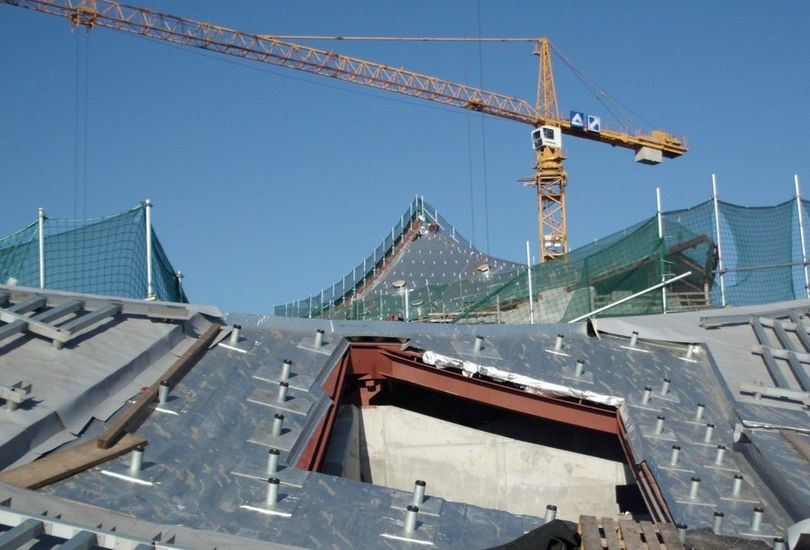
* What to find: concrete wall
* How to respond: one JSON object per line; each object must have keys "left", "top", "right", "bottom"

{"left": 357, "top": 405, "right": 628, "bottom": 521}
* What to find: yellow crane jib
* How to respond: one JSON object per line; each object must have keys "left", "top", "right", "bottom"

{"left": 2, "top": 0, "right": 688, "bottom": 262}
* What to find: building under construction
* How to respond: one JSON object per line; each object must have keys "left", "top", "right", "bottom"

{"left": 1, "top": 1, "right": 809, "bottom": 549}
{"left": 1, "top": 189, "right": 809, "bottom": 548}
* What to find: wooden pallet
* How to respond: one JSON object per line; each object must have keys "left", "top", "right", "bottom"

{"left": 579, "top": 516, "right": 683, "bottom": 550}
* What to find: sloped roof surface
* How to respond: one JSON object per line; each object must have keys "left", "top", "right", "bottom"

{"left": 366, "top": 225, "right": 519, "bottom": 294}
{"left": 1, "top": 284, "right": 808, "bottom": 547}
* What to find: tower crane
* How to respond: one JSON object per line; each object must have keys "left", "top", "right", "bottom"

{"left": 3, "top": 0, "right": 688, "bottom": 262}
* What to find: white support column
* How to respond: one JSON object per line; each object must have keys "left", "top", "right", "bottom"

{"left": 526, "top": 240, "right": 535, "bottom": 325}
{"left": 795, "top": 174, "right": 810, "bottom": 298}
{"left": 657, "top": 188, "right": 667, "bottom": 313}
{"left": 145, "top": 199, "right": 155, "bottom": 300}
{"left": 37, "top": 208, "right": 46, "bottom": 289}
{"left": 711, "top": 175, "right": 727, "bottom": 307}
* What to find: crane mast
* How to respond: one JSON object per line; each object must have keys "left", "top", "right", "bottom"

{"left": 3, "top": 0, "right": 688, "bottom": 262}
{"left": 533, "top": 37, "right": 567, "bottom": 260}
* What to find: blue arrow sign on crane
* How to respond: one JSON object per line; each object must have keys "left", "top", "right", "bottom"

{"left": 570, "top": 111, "right": 585, "bottom": 129}
{"left": 587, "top": 114, "right": 601, "bottom": 133}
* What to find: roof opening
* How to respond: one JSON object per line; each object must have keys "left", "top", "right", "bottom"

{"left": 310, "top": 344, "right": 650, "bottom": 521}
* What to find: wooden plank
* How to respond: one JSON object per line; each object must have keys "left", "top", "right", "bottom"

{"left": 578, "top": 515, "right": 604, "bottom": 550}
{"left": 601, "top": 517, "right": 622, "bottom": 550}
{"left": 97, "top": 323, "right": 221, "bottom": 449}
{"left": 657, "top": 523, "right": 684, "bottom": 549}
{"left": 618, "top": 519, "right": 644, "bottom": 550}
{"left": 639, "top": 521, "right": 662, "bottom": 550}
{"left": 0, "top": 433, "right": 146, "bottom": 489}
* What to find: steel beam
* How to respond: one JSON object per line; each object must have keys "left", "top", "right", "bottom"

{"left": 0, "top": 518, "right": 43, "bottom": 549}
{"left": 58, "top": 530, "right": 97, "bottom": 550}
{"left": 0, "top": 319, "right": 26, "bottom": 343}
{"left": 295, "top": 352, "right": 351, "bottom": 471}
{"left": 32, "top": 299, "right": 82, "bottom": 324}
{"left": 6, "top": 296, "right": 46, "bottom": 314}
{"left": 56, "top": 303, "right": 121, "bottom": 342}
{"left": 350, "top": 344, "right": 619, "bottom": 434}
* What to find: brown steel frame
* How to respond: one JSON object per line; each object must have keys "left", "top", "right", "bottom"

{"left": 294, "top": 341, "right": 673, "bottom": 522}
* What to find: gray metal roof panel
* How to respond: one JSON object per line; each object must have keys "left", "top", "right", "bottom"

{"left": 368, "top": 229, "right": 521, "bottom": 294}
{"left": 0, "top": 288, "right": 208, "bottom": 469}
{"left": 3, "top": 286, "right": 808, "bottom": 545}
{"left": 37, "top": 324, "right": 549, "bottom": 549}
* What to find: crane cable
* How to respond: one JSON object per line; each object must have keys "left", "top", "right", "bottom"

{"left": 550, "top": 43, "right": 656, "bottom": 133}
{"left": 73, "top": 29, "right": 80, "bottom": 218}
{"left": 476, "top": 0, "right": 491, "bottom": 256}
{"left": 261, "top": 35, "right": 536, "bottom": 43}
{"left": 72, "top": 27, "right": 89, "bottom": 218}
{"left": 464, "top": 49, "right": 476, "bottom": 249}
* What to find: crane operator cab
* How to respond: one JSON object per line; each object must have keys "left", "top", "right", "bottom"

{"left": 531, "top": 126, "right": 562, "bottom": 150}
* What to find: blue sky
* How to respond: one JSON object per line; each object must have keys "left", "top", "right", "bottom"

{"left": 2, "top": 1, "right": 809, "bottom": 313}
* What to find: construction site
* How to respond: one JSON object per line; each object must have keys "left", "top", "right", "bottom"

{"left": 1, "top": 1, "right": 809, "bottom": 549}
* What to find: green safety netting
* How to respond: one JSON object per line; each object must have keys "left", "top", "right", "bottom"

{"left": 280, "top": 196, "right": 810, "bottom": 323}
{"left": 0, "top": 205, "right": 187, "bottom": 303}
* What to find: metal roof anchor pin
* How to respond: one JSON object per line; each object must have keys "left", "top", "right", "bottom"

{"left": 544, "top": 505, "right": 557, "bottom": 523}
{"left": 405, "top": 505, "right": 419, "bottom": 533}
{"left": 676, "top": 523, "right": 688, "bottom": 543}
{"left": 670, "top": 445, "right": 681, "bottom": 466}
{"left": 229, "top": 324, "right": 241, "bottom": 346}
{"left": 704, "top": 423, "right": 715, "bottom": 443}
{"left": 158, "top": 380, "right": 169, "bottom": 406}
{"left": 655, "top": 415, "right": 666, "bottom": 436}
{"left": 732, "top": 473, "right": 744, "bottom": 497}
{"left": 772, "top": 536, "right": 786, "bottom": 550}
{"left": 642, "top": 386, "right": 653, "bottom": 406}
{"left": 272, "top": 414, "right": 285, "bottom": 437}
{"left": 685, "top": 344, "right": 697, "bottom": 360}
{"left": 266, "top": 477, "right": 280, "bottom": 506}
{"left": 129, "top": 446, "right": 144, "bottom": 476}
{"left": 412, "top": 480, "right": 426, "bottom": 506}
{"left": 278, "top": 381, "right": 289, "bottom": 403}
{"left": 473, "top": 335, "right": 484, "bottom": 354}
{"left": 574, "top": 359, "right": 585, "bottom": 378}
{"left": 267, "top": 449, "right": 280, "bottom": 476}
{"left": 281, "top": 359, "right": 292, "bottom": 381}
{"left": 660, "top": 377, "right": 671, "bottom": 396}
{"left": 715, "top": 445, "right": 726, "bottom": 466}
{"left": 554, "top": 334, "right": 564, "bottom": 352}
{"left": 689, "top": 476, "right": 701, "bottom": 499}
{"left": 695, "top": 403, "right": 705, "bottom": 422}
{"left": 712, "top": 511, "right": 725, "bottom": 535}
{"left": 314, "top": 329, "right": 324, "bottom": 348}
{"left": 629, "top": 331, "right": 639, "bottom": 348}
{"left": 751, "top": 507, "right": 764, "bottom": 532}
